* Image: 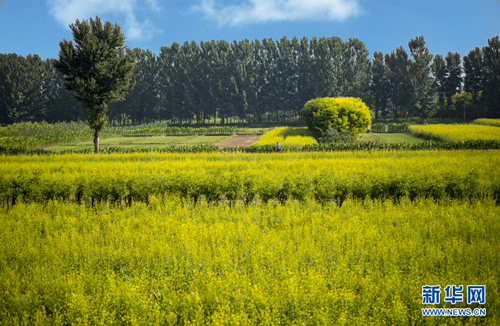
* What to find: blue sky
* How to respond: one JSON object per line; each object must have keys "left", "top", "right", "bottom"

{"left": 1, "top": 0, "right": 499, "bottom": 60}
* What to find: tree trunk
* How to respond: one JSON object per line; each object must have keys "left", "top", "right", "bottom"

{"left": 94, "top": 127, "right": 101, "bottom": 154}
{"left": 463, "top": 100, "right": 466, "bottom": 120}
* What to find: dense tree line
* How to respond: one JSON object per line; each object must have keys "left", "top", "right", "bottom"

{"left": 370, "top": 36, "right": 500, "bottom": 120}
{"left": 1, "top": 35, "right": 499, "bottom": 126}
{"left": 0, "top": 54, "right": 85, "bottom": 125}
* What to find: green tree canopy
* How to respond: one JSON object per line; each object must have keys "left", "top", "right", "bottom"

{"left": 0, "top": 53, "right": 46, "bottom": 125}
{"left": 482, "top": 36, "right": 500, "bottom": 117}
{"left": 54, "top": 16, "right": 135, "bottom": 153}
{"left": 370, "top": 51, "right": 389, "bottom": 120}
{"left": 3, "top": 34, "right": 499, "bottom": 127}
{"left": 384, "top": 46, "right": 411, "bottom": 118}
{"left": 408, "top": 36, "right": 434, "bottom": 118}
{"left": 301, "top": 97, "right": 372, "bottom": 139}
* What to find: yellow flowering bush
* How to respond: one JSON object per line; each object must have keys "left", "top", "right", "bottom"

{"left": 301, "top": 97, "right": 372, "bottom": 138}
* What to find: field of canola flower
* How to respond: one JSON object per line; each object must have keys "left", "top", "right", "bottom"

{"left": 252, "top": 127, "right": 317, "bottom": 146}
{"left": 474, "top": 119, "right": 500, "bottom": 127}
{"left": 1, "top": 150, "right": 500, "bottom": 325}
{"left": 408, "top": 124, "right": 500, "bottom": 141}
{"left": 1, "top": 151, "right": 500, "bottom": 206}
{"left": 1, "top": 197, "right": 499, "bottom": 324}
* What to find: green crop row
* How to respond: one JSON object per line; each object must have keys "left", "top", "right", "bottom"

{"left": 0, "top": 122, "right": 269, "bottom": 150}
{"left": 120, "top": 126, "right": 267, "bottom": 136}
{"left": 0, "top": 144, "right": 220, "bottom": 155}
{"left": 0, "top": 129, "right": 103, "bottom": 149}
{"left": 0, "top": 121, "right": 88, "bottom": 137}
{"left": 246, "top": 140, "right": 500, "bottom": 152}
{"left": 0, "top": 122, "right": 261, "bottom": 138}
{"left": 2, "top": 140, "right": 500, "bottom": 155}
{"left": 370, "top": 123, "right": 409, "bottom": 133}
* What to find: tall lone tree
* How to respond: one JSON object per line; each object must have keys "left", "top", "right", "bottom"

{"left": 54, "top": 16, "right": 135, "bottom": 153}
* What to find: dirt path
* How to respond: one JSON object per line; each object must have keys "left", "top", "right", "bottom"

{"left": 214, "top": 135, "right": 261, "bottom": 149}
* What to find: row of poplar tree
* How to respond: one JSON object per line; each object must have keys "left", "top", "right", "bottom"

{"left": 1, "top": 35, "right": 499, "bottom": 126}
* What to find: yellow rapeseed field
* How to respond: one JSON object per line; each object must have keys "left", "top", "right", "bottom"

{"left": 1, "top": 150, "right": 499, "bottom": 324}
{"left": 253, "top": 127, "right": 317, "bottom": 146}
{"left": 475, "top": 118, "right": 500, "bottom": 127}
{"left": 1, "top": 151, "right": 500, "bottom": 206}
{"left": 409, "top": 124, "right": 500, "bottom": 141}
{"left": 1, "top": 197, "right": 498, "bottom": 324}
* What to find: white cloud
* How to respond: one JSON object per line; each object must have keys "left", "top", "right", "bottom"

{"left": 192, "top": 0, "right": 363, "bottom": 26}
{"left": 145, "top": 0, "right": 162, "bottom": 12}
{"left": 47, "top": 0, "right": 162, "bottom": 41}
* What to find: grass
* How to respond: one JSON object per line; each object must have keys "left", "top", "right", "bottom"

{"left": 44, "top": 135, "right": 233, "bottom": 151}
{"left": 38, "top": 130, "right": 428, "bottom": 152}
{"left": 43, "top": 135, "right": 234, "bottom": 151}
{"left": 360, "top": 132, "right": 426, "bottom": 143}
